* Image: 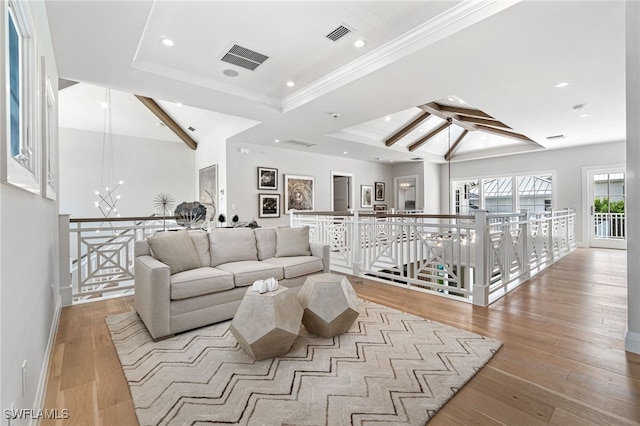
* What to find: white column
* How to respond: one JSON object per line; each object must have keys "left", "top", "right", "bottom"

{"left": 472, "top": 210, "right": 489, "bottom": 306}
{"left": 58, "top": 215, "right": 73, "bottom": 306}
{"left": 626, "top": 1, "right": 640, "bottom": 354}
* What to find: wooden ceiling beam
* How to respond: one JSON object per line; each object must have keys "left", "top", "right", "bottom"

{"left": 135, "top": 95, "right": 198, "bottom": 150}
{"left": 385, "top": 111, "right": 431, "bottom": 146}
{"left": 444, "top": 129, "right": 469, "bottom": 161}
{"left": 433, "top": 103, "right": 494, "bottom": 119}
{"left": 456, "top": 115, "right": 511, "bottom": 129}
{"left": 475, "top": 124, "right": 541, "bottom": 146}
{"left": 408, "top": 120, "right": 452, "bottom": 152}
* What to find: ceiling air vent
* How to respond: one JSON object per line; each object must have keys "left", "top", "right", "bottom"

{"left": 220, "top": 44, "right": 269, "bottom": 71}
{"left": 326, "top": 25, "right": 352, "bottom": 42}
{"left": 546, "top": 134, "right": 565, "bottom": 140}
{"left": 284, "top": 140, "right": 316, "bottom": 148}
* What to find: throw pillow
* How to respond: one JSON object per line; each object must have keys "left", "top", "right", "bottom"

{"left": 209, "top": 228, "right": 258, "bottom": 267}
{"left": 147, "top": 229, "right": 201, "bottom": 274}
{"left": 276, "top": 226, "right": 311, "bottom": 257}
{"left": 254, "top": 228, "right": 277, "bottom": 260}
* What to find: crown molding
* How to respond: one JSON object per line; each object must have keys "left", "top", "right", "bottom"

{"left": 282, "top": 0, "right": 521, "bottom": 113}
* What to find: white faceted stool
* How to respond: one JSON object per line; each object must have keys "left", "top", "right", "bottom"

{"left": 297, "top": 274, "right": 359, "bottom": 338}
{"left": 230, "top": 287, "right": 303, "bottom": 361}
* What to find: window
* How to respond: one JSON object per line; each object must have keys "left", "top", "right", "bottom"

{"left": 518, "top": 175, "right": 552, "bottom": 213}
{"left": 453, "top": 180, "right": 479, "bottom": 214}
{"left": 453, "top": 173, "right": 553, "bottom": 214}
{"left": 484, "top": 177, "right": 513, "bottom": 213}
{"left": 3, "top": 0, "right": 38, "bottom": 193}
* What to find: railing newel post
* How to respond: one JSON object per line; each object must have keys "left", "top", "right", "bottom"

{"left": 352, "top": 210, "right": 362, "bottom": 276}
{"left": 520, "top": 209, "right": 531, "bottom": 280}
{"left": 472, "top": 210, "right": 489, "bottom": 306}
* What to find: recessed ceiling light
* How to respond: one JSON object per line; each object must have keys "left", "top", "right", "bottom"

{"left": 384, "top": 116, "right": 391, "bottom": 122}
{"left": 286, "top": 81, "right": 295, "bottom": 87}
{"left": 389, "top": 160, "right": 394, "bottom": 162}
{"left": 354, "top": 39, "right": 365, "bottom": 48}
{"left": 223, "top": 69, "right": 239, "bottom": 77}
{"left": 579, "top": 114, "right": 590, "bottom": 118}
{"left": 555, "top": 81, "right": 570, "bottom": 88}
{"left": 161, "top": 38, "right": 174, "bottom": 47}
{"left": 175, "top": 102, "right": 182, "bottom": 108}
{"left": 343, "top": 151, "right": 348, "bottom": 155}
{"left": 274, "top": 139, "right": 280, "bottom": 143}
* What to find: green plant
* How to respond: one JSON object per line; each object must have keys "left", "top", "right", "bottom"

{"left": 594, "top": 197, "right": 625, "bottom": 213}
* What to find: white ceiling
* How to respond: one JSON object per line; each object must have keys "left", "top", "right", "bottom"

{"left": 48, "top": 1, "right": 626, "bottom": 164}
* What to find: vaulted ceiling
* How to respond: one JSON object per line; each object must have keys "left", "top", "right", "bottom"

{"left": 48, "top": 1, "right": 626, "bottom": 164}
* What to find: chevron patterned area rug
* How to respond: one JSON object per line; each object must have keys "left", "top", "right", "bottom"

{"left": 106, "top": 300, "right": 501, "bottom": 426}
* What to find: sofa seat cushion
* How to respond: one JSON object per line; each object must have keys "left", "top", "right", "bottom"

{"left": 262, "top": 256, "right": 323, "bottom": 279}
{"left": 170, "top": 267, "right": 235, "bottom": 300}
{"left": 216, "top": 261, "right": 284, "bottom": 287}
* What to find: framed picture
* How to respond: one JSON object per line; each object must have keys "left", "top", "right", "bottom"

{"left": 285, "top": 174, "right": 314, "bottom": 213}
{"left": 375, "top": 181, "right": 385, "bottom": 201}
{"left": 374, "top": 204, "right": 387, "bottom": 211}
{"left": 361, "top": 185, "right": 373, "bottom": 208}
{"left": 258, "top": 166, "right": 278, "bottom": 190}
{"left": 259, "top": 194, "right": 280, "bottom": 218}
{"left": 199, "top": 164, "right": 218, "bottom": 222}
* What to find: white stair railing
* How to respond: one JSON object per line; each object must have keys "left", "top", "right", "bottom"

{"left": 60, "top": 215, "right": 179, "bottom": 305}
{"left": 291, "top": 208, "right": 576, "bottom": 307}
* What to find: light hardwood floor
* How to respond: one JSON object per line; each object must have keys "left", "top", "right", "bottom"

{"left": 42, "top": 248, "right": 640, "bottom": 425}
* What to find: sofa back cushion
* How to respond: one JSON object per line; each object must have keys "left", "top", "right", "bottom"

{"left": 188, "top": 230, "right": 210, "bottom": 267}
{"left": 276, "top": 226, "right": 311, "bottom": 257}
{"left": 147, "top": 229, "right": 201, "bottom": 274}
{"left": 254, "top": 228, "right": 277, "bottom": 260}
{"left": 209, "top": 228, "right": 258, "bottom": 267}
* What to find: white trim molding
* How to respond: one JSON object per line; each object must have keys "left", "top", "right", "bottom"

{"left": 625, "top": 330, "right": 640, "bottom": 355}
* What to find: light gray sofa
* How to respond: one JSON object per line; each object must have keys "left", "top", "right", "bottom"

{"left": 134, "top": 227, "right": 329, "bottom": 340}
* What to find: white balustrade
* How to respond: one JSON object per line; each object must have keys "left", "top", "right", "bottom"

{"left": 59, "top": 215, "right": 179, "bottom": 305}
{"left": 594, "top": 212, "right": 625, "bottom": 239}
{"left": 291, "top": 208, "right": 576, "bottom": 306}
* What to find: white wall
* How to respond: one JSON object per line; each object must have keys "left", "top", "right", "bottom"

{"left": 194, "top": 118, "right": 260, "bottom": 224}
{"left": 59, "top": 128, "right": 196, "bottom": 217}
{"left": 440, "top": 141, "right": 626, "bottom": 245}
{"left": 1, "top": 1, "right": 60, "bottom": 418}
{"left": 625, "top": 1, "right": 640, "bottom": 354}
{"left": 226, "top": 141, "right": 395, "bottom": 226}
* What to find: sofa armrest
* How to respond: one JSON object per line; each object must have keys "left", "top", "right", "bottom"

{"left": 310, "top": 242, "right": 330, "bottom": 273}
{"left": 134, "top": 255, "right": 171, "bottom": 339}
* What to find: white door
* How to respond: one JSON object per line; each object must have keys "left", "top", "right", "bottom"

{"left": 588, "top": 168, "right": 626, "bottom": 249}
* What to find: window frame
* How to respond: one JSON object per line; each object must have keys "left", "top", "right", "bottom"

{"left": 2, "top": 0, "right": 40, "bottom": 194}
{"left": 452, "top": 171, "right": 555, "bottom": 215}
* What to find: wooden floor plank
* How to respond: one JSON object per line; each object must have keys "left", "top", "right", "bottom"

{"left": 40, "top": 248, "right": 640, "bottom": 425}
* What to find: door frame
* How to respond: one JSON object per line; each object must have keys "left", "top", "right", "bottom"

{"left": 330, "top": 171, "right": 354, "bottom": 212}
{"left": 582, "top": 164, "right": 626, "bottom": 249}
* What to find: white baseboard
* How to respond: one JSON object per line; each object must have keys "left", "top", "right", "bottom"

{"left": 625, "top": 330, "right": 640, "bottom": 355}
{"left": 31, "top": 295, "right": 62, "bottom": 426}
